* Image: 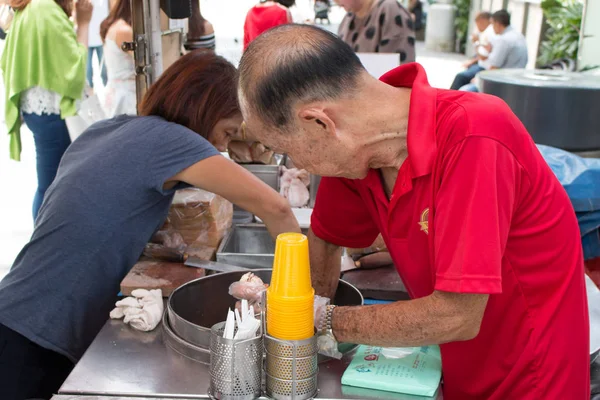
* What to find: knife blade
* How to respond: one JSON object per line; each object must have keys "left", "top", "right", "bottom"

{"left": 143, "top": 243, "right": 249, "bottom": 273}
{"left": 184, "top": 257, "right": 250, "bottom": 273}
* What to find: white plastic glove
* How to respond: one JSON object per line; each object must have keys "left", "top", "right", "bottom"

{"left": 229, "top": 281, "right": 268, "bottom": 304}
{"left": 110, "top": 289, "right": 164, "bottom": 331}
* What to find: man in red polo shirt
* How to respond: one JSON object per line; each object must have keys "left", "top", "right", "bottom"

{"left": 238, "top": 25, "right": 590, "bottom": 399}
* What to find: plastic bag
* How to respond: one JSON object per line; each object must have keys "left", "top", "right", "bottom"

{"left": 229, "top": 281, "right": 268, "bottom": 304}
{"left": 250, "top": 142, "right": 275, "bottom": 164}
{"left": 228, "top": 141, "right": 275, "bottom": 164}
{"left": 537, "top": 145, "right": 600, "bottom": 260}
{"left": 150, "top": 230, "right": 186, "bottom": 250}
{"left": 280, "top": 167, "right": 310, "bottom": 208}
{"left": 381, "top": 347, "right": 420, "bottom": 359}
{"left": 228, "top": 141, "right": 253, "bottom": 163}
{"left": 314, "top": 295, "right": 343, "bottom": 359}
{"left": 165, "top": 188, "right": 233, "bottom": 247}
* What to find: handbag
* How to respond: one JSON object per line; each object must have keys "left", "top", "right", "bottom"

{"left": 0, "top": 5, "right": 14, "bottom": 32}
{"left": 65, "top": 89, "right": 107, "bottom": 142}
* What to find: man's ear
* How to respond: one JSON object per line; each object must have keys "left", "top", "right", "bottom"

{"left": 298, "top": 107, "right": 337, "bottom": 137}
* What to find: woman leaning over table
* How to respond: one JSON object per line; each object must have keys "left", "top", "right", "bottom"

{"left": 0, "top": 50, "right": 300, "bottom": 400}
{"left": 1, "top": 0, "right": 91, "bottom": 221}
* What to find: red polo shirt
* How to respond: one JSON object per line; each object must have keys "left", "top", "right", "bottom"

{"left": 311, "top": 63, "right": 590, "bottom": 399}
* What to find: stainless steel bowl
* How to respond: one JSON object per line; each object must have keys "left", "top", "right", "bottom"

{"left": 164, "top": 269, "right": 363, "bottom": 363}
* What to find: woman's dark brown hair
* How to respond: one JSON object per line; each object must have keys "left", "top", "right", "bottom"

{"left": 100, "top": 0, "right": 132, "bottom": 42}
{"left": 140, "top": 50, "right": 240, "bottom": 140}
{"left": 11, "top": 0, "right": 72, "bottom": 16}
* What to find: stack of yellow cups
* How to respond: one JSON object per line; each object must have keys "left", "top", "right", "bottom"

{"left": 267, "top": 233, "right": 315, "bottom": 340}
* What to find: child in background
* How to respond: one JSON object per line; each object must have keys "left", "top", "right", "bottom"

{"left": 314, "top": 0, "right": 330, "bottom": 25}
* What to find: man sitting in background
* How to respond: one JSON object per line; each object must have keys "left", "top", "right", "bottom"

{"left": 450, "top": 12, "right": 494, "bottom": 90}
{"left": 459, "top": 9, "right": 528, "bottom": 92}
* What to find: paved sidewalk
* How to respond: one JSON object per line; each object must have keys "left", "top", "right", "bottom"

{"left": 0, "top": 0, "right": 466, "bottom": 279}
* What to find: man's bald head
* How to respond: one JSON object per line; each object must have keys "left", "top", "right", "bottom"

{"left": 238, "top": 24, "right": 365, "bottom": 130}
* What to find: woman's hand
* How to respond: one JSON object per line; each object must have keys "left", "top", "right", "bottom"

{"left": 74, "top": 0, "right": 93, "bottom": 46}
{"left": 75, "top": 0, "right": 93, "bottom": 26}
{"left": 169, "top": 155, "right": 301, "bottom": 239}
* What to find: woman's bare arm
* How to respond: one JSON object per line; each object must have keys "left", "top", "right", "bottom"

{"left": 170, "top": 155, "right": 301, "bottom": 239}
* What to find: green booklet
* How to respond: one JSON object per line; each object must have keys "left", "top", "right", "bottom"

{"left": 341, "top": 345, "right": 442, "bottom": 397}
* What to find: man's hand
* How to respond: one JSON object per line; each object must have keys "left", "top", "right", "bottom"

{"left": 331, "top": 291, "right": 489, "bottom": 347}
{"left": 462, "top": 58, "right": 476, "bottom": 69}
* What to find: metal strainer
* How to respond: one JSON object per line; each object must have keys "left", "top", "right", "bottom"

{"left": 209, "top": 322, "right": 263, "bottom": 400}
{"left": 265, "top": 334, "right": 318, "bottom": 400}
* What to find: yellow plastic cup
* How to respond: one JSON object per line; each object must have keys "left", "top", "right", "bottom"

{"left": 266, "top": 232, "right": 315, "bottom": 340}
{"left": 266, "top": 292, "right": 314, "bottom": 309}
{"left": 269, "top": 233, "right": 313, "bottom": 297}
{"left": 266, "top": 288, "right": 315, "bottom": 340}
{"left": 267, "top": 308, "right": 314, "bottom": 339}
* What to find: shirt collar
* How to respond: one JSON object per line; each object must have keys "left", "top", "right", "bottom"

{"left": 378, "top": 62, "right": 438, "bottom": 178}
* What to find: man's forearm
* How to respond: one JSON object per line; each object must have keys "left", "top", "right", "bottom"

{"left": 332, "top": 291, "right": 488, "bottom": 347}
{"left": 308, "top": 229, "right": 341, "bottom": 299}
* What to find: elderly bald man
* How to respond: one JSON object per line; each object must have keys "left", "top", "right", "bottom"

{"left": 238, "top": 25, "right": 589, "bottom": 400}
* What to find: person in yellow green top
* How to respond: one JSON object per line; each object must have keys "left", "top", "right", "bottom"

{"left": 1, "top": 0, "right": 92, "bottom": 221}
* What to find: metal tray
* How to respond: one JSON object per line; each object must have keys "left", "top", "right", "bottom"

{"left": 217, "top": 224, "right": 308, "bottom": 269}
{"left": 239, "top": 154, "right": 286, "bottom": 192}
{"left": 164, "top": 269, "right": 363, "bottom": 363}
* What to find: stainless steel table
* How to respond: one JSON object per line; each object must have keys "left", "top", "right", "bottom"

{"left": 58, "top": 319, "right": 440, "bottom": 400}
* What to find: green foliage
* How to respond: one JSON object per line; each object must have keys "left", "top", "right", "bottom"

{"left": 537, "top": 0, "right": 583, "bottom": 67}
{"left": 454, "top": 0, "right": 471, "bottom": 53}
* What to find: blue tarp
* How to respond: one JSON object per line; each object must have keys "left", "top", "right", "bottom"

{"left": 537, "top": 145, "right": 600, "bottom": 259}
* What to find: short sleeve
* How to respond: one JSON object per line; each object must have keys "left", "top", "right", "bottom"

{"left": 433, "top": 137, "right": 522, "bottom": 294}
{"left": 140, "top": 117, "right": 220, "bottom": 194}
{"left": 487, "top": 37, "right": 509, "bottom": 68}
{"left": 311, "top": 177, "right": 379, "bottom": 248}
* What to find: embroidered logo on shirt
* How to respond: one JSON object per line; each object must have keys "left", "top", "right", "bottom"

{"left": 418, "top": 208, "right": 429, "bottom": 234}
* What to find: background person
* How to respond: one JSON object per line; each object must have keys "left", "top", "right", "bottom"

{"left": 314, "top": 0, "right": 331, "bottom": 24}
{"left": 337, "top": 0, "right": 415, "bottom": 62}
{"left": 2, "top": 0, "right": 91, "bottom": 221}
{"left": 184, "top": 0, "right": 215, "bottom": 51}
{"left": 243, "top": 0, "right": 293, "bottom": 50}
{"left": 87, "top": 0, "right": 109, "bottom": 88}
{"left": 459, "top": 9, "right": 527, "bottom": 92}
{"left": 99, "top": 0, "right": 136, "bottom": 116}
{"left": 0, "top": 51, "right": 300, "bottom": 400}
{"left": 450, "top": 11, "right": 493, "bottom": 90}
{"left": 408, "top": 0, "right": 422, "bottom": 32}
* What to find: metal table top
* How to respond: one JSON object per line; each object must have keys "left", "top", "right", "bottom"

{"left": 479, "top": 69, "right": 600, "bottom": 89}
{"left": 58, "top": 318, "right": 440, "bottom": 400}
